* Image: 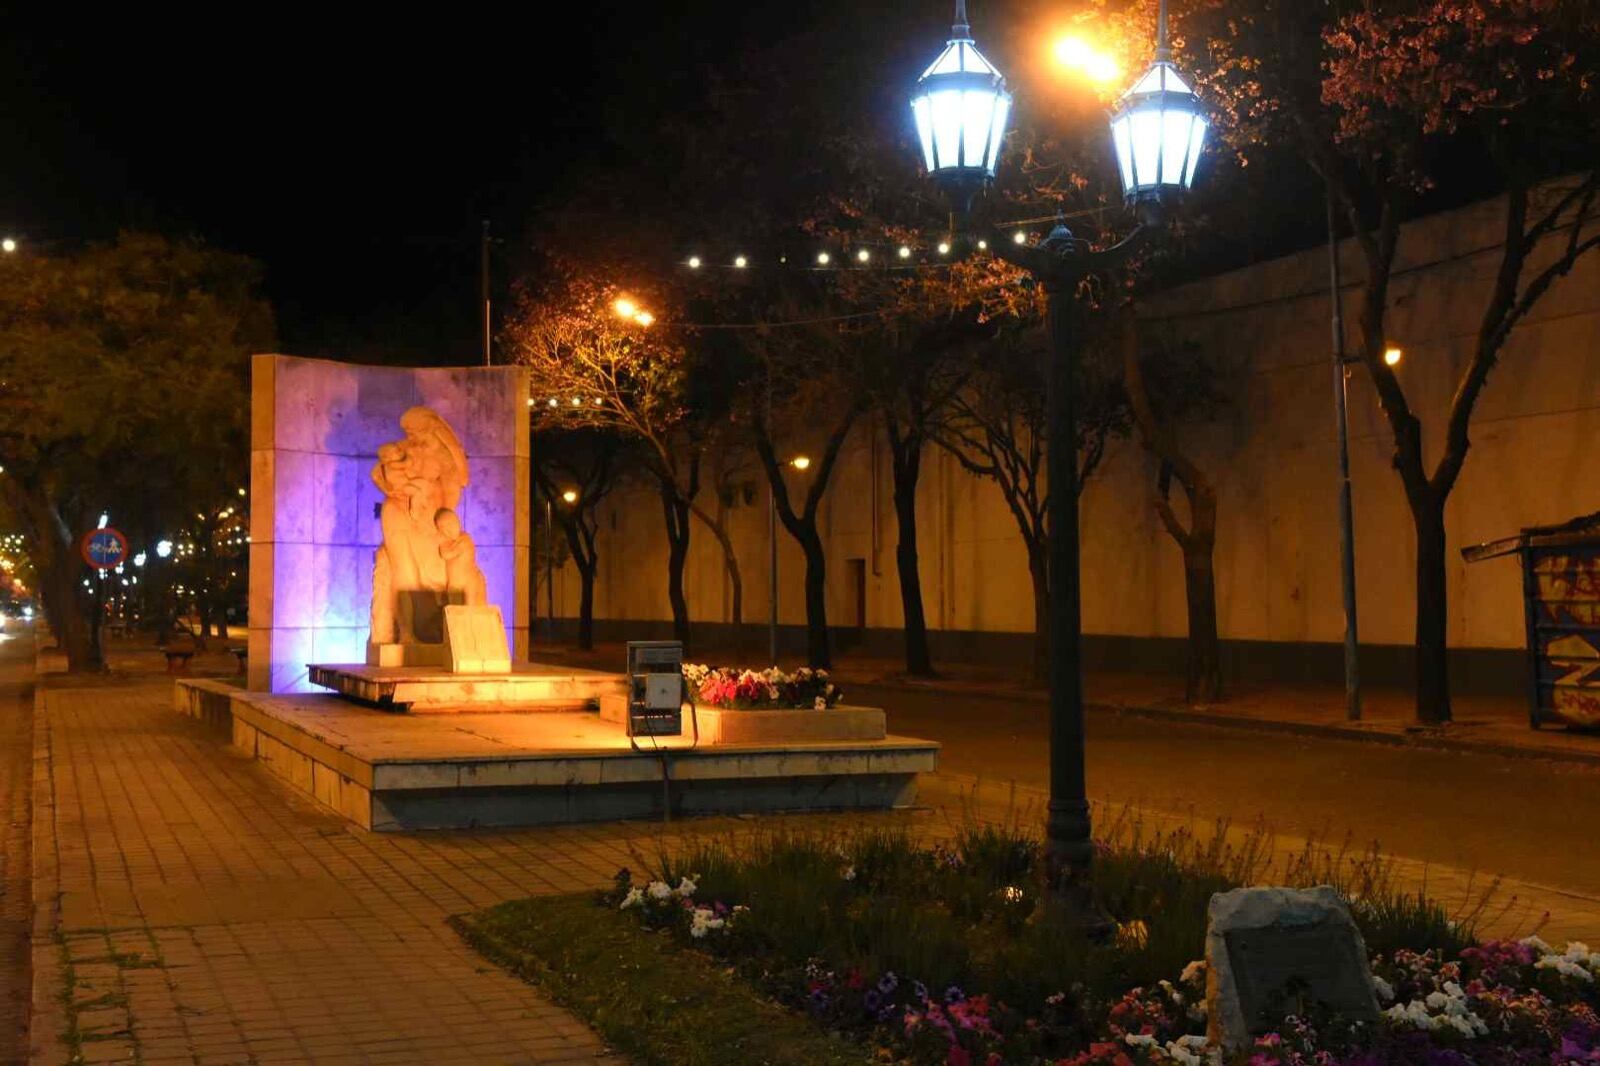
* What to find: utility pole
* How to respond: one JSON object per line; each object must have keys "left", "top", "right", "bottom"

{"left": 1327, "top": 187, "right": 1362, "bottom": 721}
{"left": 481, "top": 219, "right": 492, "bottom": 367}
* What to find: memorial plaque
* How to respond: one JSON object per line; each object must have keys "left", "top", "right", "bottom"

{"left": 1204, "top": 886, "right": 1379, "bottom": 1052}
{"left": 1224, "top": 923, "right": 1378, "bottom": 1033}
{"left": 443, "top": 605, "right": 512, "bottom": 674}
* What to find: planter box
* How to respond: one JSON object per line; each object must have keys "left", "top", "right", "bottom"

{"left": 599, "top": 697, "right": 886, "bottom": 745}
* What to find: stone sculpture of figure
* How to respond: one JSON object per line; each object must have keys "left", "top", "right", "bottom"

{"left": 435, "top": 508, "right": 487, "bottom": 607}
{"left": 368, "top": 407, "right": 472, "bottom": 649}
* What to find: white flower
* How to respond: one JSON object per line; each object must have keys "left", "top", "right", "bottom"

{"left": 1520, "top": 935, "right": 1554, "bottom": 955}
{"left": 675, "top": 876, "right": 697, "bottom": 898}
{"left": 688, "top": 907, "right": 725, "bottom": 939}
{"left": 1163, "top": 1036, "right": 1207, "bottom": 1066}
{"left": 1535, "top": 955, "right": 1594, "bottom": 982}
{"left": 1371, "top": 975, "right": 1395, "bottom": 1003}
{"left": 814, "top": 696, "right": 827, "bottom": 711}
{"left": 841, "top": 865, "right": 856, "bottom": 881}
{"left": 619, "top": 887, "right": 644, "bottom": 910}
{"left": 1002, "top": 886, "right": 1024, "bottom": 904}
{"left": 646, "top": 880, "right": 673, "bottom": 901}
{"left": 1124, "top": 1034, "right": 1157, "bottom": 1048}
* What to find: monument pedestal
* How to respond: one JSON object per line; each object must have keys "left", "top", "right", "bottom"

{"left": 366, "top": 643, "right": 449, "bottom": 668}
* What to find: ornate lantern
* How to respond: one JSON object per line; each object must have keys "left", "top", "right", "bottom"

{"left": 909, "top": 0, "right": 1012, "bottom": 210}
{"left": 1108, "top": 3, "right": 1207, "bottom": 206}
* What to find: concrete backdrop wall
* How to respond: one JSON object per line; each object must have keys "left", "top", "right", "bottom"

{"left": 533, "top": 188, "right": 1600, "bottom": 690}
{"left": 250, "top": 355, "right": 531, "bottom": 692}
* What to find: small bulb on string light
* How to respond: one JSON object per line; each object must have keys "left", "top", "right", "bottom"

{"left": 977, "top": 239, "right": 988, "bottom": 250}
{"left": 816, "top": 251, "right": 831, "bottom": 266}
{"left": 898, "top": 245, "right": 912, "bottom": 259}
{"left": 547, "top": 398, "right": 558, "bottom": 408}
{"left": 570, "top": 397, "right": 582, "bottom": 407}
{"left": 734, "top": 255, "right": 748, "bottom": 269}
{"left": 526, "top": 397, "right": 535, "bottom": 407}
{"left": 937, "top": 241, "right": 951, "bottom": 256}
{"left": 856, "top": 249, "right": 870, "bottom": 263}
{"left": 687, "top": 256, "right": 702, "bottom": 269}
{"left": 1012, "top": 231, "right": 1028, "bottom": 245}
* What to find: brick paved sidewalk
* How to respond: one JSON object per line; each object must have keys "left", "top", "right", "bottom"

{"left": 28, "top": 673, "right": 643, "bottom": 1065}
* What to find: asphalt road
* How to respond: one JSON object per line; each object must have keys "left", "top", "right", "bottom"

{"left": 0, "top": 626, "right": 32, "bottom": 1065}
{"left": 853, "top": 681, "right": 1600, "bottom": 902}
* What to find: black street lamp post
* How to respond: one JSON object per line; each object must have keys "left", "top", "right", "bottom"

{"left": 909, "top": 0, "right": 1206, "bottom": 904}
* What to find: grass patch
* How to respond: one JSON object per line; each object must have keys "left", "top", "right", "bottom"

{"left": 451, "top": 894, "right": 872, "bottom": 1066}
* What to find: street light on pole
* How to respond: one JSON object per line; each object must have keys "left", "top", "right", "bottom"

{"left": 767, "top": 455, "right": 813, "bottom": 665}
{"left": 909, "top": 0, "right": 1206, "bottom": 910}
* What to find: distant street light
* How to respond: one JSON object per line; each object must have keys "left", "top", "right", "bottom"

{"left": 1, "top": 238, "right": 15, "bottom": 254}
{"left": 1052, "top": 35, "right": 1120, "bottom": 84}
{"left": 156, "top": 540, "right": 173, "bottom": 559}
{"left": 907, "top": 0, "right": 1206, "bottom": 914}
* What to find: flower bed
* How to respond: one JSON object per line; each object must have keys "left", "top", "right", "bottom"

{"left": 684, "top": 663, "right": 844, "bottom": 711}
{"left": 595, "top": 826, "right": 1599, "bottom": 1065}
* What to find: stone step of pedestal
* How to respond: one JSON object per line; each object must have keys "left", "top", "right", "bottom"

{"left": 308, "top": 662, "right": 628, "bottom": 713}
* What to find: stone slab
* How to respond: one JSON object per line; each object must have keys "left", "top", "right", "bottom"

{"left": 1204, "top": 886, "right": 1379, "bottom": 1051}
{"left": 366, "top": 642, "right": 449, "bottom": 668}
{"left": 444, "top": 605, "right": 511, "bottom": 674}
{"left": 173, "top": 679, "right": 941, "bottom": 831}
{"left": 308, "top": 661, "right": 627, "bottom": 712}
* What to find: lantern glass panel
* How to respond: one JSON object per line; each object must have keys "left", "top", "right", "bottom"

{"left": 932, "top": 89, "right": 963, "bottom": 168}
{"left": 1183, "top": 118, "right": 1207, "bottom": 186}
{"left": 1130, "top": 107, "right": 1162, "bottom": 189}
{"left": 912, "top": 96, "right": 936, "bottom": 169}
{"left": 1161, "top": 109, "right": 1193, "bottom": 185}
{"left": 1111, "top": 114, "right": 1134, "bottom": 189}
{"left": 985, "top": 95, "right": 1011, "bottom": 171}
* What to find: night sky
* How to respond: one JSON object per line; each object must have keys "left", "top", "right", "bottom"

{"left": 1, "top": 2, "right": 809, "bottom": 362}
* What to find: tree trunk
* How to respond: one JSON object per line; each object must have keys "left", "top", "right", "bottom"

{"left": 43, "top": 547, "right": 97, "bottom": 672}
{"left": 890, "top": 438, "right": 934, "bottom": 676}
{"left": 577, "top": 559, "right": 596, "bottom": 651}
{"left": 659, "top": 485, "right": 692, "bottom": 648}
{"left": 1027, "top": 545, "right": 1050, "bottom": 687}
{"left": 800, "top": 527, "right": 830, "bottom": 669}
{"left": 1182, "top": 539, "right": 1222, "bottom": 702}
{"left": 1413, "top": 497, "right": 1451, "bottom": 724}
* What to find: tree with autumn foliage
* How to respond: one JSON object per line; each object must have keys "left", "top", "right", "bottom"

{"left": 503, "top": 272, "right": 744, "bottom": 649}
{"left": 1189, "top": 0, "right": 1600, "bottom": 723}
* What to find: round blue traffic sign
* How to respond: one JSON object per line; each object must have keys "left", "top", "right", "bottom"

{"left": 81, "top": 528, "right": 129, "bottom": 570}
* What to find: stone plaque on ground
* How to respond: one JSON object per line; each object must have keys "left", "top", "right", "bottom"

{"left": 1204, "top": 886, "right": 1378, "bottom": 1051}
{"left": 443, "top": 605, "right": 511, "bottom": 674}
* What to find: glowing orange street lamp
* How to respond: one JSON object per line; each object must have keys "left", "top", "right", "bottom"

{"left": 1051, "top": 35, "right": 1119, "bottom": 84}
{"left": 1384, "top": 345, "right": 1404, "bottom": 367}
{"left": 561, "top": 489, "right": 579, "bottom": 505}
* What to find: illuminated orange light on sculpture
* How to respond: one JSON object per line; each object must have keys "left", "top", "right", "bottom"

{"left": 1384, "top": 345, "right": 1403, "bottom": 367}
{"left": 789, "top": 456, "right": 811, "bottom": 471}
{"left": 561, "top": 489, "right": 579, "bottom": 504}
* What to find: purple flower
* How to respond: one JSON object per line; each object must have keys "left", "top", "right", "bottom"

{"left": 912, "top": 980, "right": 930, "bottom": 1002}
{"left": 878, "top": 972, "right": 899, "bottom": 995}
{"left": 944, "top": 985, "right": 966, "bottom": 1004}
{"left": 808, "top": 988, "right": 831, "bottom": 1012}
{"left": 864, "top": 989, "right": 882, "bottom": 1012}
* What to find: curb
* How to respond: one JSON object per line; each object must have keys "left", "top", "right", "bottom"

{"left": 840, "top": 675, "right": 1600, "bottom": 770}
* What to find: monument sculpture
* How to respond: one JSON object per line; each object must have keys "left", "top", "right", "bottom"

{"left": 367, "top": 406, "right": 490, "bottom": 665}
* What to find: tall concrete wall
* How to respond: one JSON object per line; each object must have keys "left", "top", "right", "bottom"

{"left": 250, "top": 355, "right": 531, "bottom": 692}
{"left": 537, "top": 189, "right": 1600, "bottom": 686}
